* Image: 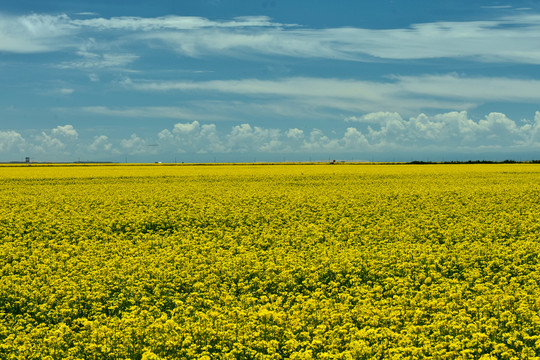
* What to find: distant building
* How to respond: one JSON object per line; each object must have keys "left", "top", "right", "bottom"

{"left": 25, "top": 157, "right": 30, "bottom": 163}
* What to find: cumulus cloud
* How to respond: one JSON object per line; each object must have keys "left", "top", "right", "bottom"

{"left": 158, "top": 120, "right": 225, "bottom": 153}
{"left": 153, "top": 111, "right": 540, "bottom": 154}
{"left": 302, "top": 128, "right": 340, "bottom": 152}
{"left": 89, "top": 135, "right": 112, "bottom": 152}
{"left": 120, "top": 134, "right": 150, "bottom": 155}
{"left": 2, "top": 112, "right": 540, "bottom": 162}
{"left": 51, "top": 124, "right": 78, "bottom": 139}
{"left": 0, "top": 130, "right": 26, "bottom": 153}
{"left": 32, "top": 133, "right": 66, "bottom": 153}
{"left": 342, "top": 128, "right": 370, "bottom": 149}
{"left": 287, "top": 128, "right": 304, "bottom": 140}
{"left": 29, "top": 124, "right": 79, "bottom": 155}
{"left": 523, "top": 111, "right": 540, "bottom": 144}
{"left": 226, "top": 124, "right": 283, "bottom": 152}
{"left": 360, "top": 111, "right": 536, "bottom": 149}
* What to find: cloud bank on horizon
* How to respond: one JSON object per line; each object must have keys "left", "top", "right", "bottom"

{"left": 1, "top": 1, "right": 540, "bottom": 162}
{"left": 2, "top": 111, "right": 539, "bottom": 162}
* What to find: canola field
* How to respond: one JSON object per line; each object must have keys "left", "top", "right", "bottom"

{"left": 1, "top": 163, "right": 540, "bottom": 359}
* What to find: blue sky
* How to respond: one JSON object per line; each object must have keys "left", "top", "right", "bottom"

{"left": 1, "top": 0, "right": 540, "bottom": 162}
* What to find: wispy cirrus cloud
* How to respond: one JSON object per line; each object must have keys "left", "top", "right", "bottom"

{"left": 392, "top": 74, "right": 540, "bottom": 103}
{"left": 481, "top": 5, "right": 513, "bottom": 9}
{"left": 0, "top": 13, "right": 75, "bottom": 53}
{"left": 70, "top": 15, "right": 284, "bottom": 31}
{"left": 58, "top": 52, "right": 139, "bottom": 70}
{"left": 134, "top": 14, "right": 540, "bottom": 63}
{"left": 81, "top": 106, "right": 231, "bottom": 121}
{"left": 3, "top": 12, "right": 540, "bottom": 65}
{"left": 121, "top": 74, "right": 540, "bottom": 115}
{"left": 0, "top": 13, "right": 286, "bottom": 54}
{"left": 123, "top": 77, "right": 394, "bottom": 100}
{"left": 76, "top": 100, "right": 340, "bottom": 122}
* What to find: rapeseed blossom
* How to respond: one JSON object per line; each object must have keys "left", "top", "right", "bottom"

{"left": 0, "top": 164, "right": 539, "bottom": 359}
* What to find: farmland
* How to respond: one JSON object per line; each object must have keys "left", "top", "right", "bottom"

{"left": 1, "top": 164, "right": 540, "bottom": 359}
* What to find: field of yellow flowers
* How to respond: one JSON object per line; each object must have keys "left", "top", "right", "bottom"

{"left": 1, "top": 163, "right": 539, "bottom": 359}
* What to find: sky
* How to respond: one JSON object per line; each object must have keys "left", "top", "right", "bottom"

{"left": 1, "top": 0, "right": 540, "bottom": 163}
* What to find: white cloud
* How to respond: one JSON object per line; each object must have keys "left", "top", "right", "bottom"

{"left": 71, "top": 15, "right": 281, "bottom": 31}
{"left": 89, "top": 135, "right": 112, "bottom": 152}
{"left": 188, "top": 111, "right": 539, "bottom": 153}
{"left": 128, "top": 75, "right": 540, "bottom": 104}
{"left": 0, "top": 13, "right": 75, "bottom": 53}
{"left": 4, "top": 12, "right": 540, "bottom": 65}
{"left": 128, "top": 75, "right": 540, "bottom": 115}
{"left": 120, "top": 134, "right": 150, "bottom": 155}
{"left": 81, "top": 106, "right": 229, "bottom": 121}
{"left": 227, "top": 124, "right": 282, "bottom": 152}
{"left": 2, "top": 111, "right": 540, "bottom": 162}
{"left": 360, "top": 111, "right": 535, "bottom": 149}
{"left": 125, "top": 77, "right": 391, "bottom": 99}
{"left": 59, "top": 88, "right": 75, "bottom": 95}
{"left": 134, "top": 14, "right": 540, "bottom": 64}
{"left": 158, "top": 120, "right": 225, "bottom": 153}
{"left": 55, "top": 37, "right": 139, "bottom": 70}
{"left": 123, "top": 77, "right": 408, "bottom": 115}
{"left": 481, "top": 6, "right": 513, "bottom": 9}
{"left": 394, "top": 74, "right": 540, "bottom": 103}
{"left": 29, "top": 124, "right": 79, "bottom": 155}
{"left": 58, "top": 53, "right": 139, "bottom": 70}
{"left": 75, "top": 12, "right": 100, "bottom": 17}
{"left": 52, "top": 124, "right": 78, "bottom": 139}
{"left": 32, "top": 133, "right": 66, "bottom": 153}
{"left": 346, "top": 112, "right": 403, "bottom": 124}
{"left": 0, "top": 130, "right": 26, "bottom": 153}
{"left": 172, "top": 121, "right": 201, "bottom": 134}
{"left": 0, "top": 13, "right": 284, "bottom": 54}
{"left": 287, "top": 128, "right": 304, "bottom": 140}
{"left": 342, "top": 127, "right": 369, "bottom": 149}
{"left": 529, "top": 111, "right": 540, "bottom": 144}
{"left": 302, "top": 128, "right": 340, "bottom": 152}
{"left": 32, "top": 111, "right": 537, "bottom": 159}
{"left": 43, "top": 88, "right": 76, "bottom": 96}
